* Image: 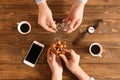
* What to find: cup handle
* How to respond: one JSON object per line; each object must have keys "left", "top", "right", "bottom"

{"left": 99, "top": 54, "right": 102, "bottom": 57}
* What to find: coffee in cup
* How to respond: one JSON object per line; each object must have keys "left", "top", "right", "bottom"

{"left": 89, "top": 43, "right": 103, "bottom": 57}
{"left": 17, "top": 21, "right": 31, "bottom": 34}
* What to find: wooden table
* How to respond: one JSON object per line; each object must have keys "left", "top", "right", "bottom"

{"left": 0, "top": 0, "right": 120, "bottom": 80}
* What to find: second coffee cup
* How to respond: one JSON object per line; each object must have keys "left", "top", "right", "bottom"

{"left": 89, "top": 43, "right": 103, "bottom": 57}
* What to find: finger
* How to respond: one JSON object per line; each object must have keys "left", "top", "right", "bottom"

{"left": 46, "top": 19, "right": 57, "bottom": 31}
{"left": 63, "top": 18, "right": 67, "bottom": 22}
{"left": 67, "top": 20, "right": 81, "bottom": 33}
{"left": 51, "top": 52, "right": 56, "bottom": 61}
{"left": 49, "top": 17, "right": 57, "bottom": 29}
{"left": 41, "top": 23, "right": 56, "bottom": 33}
{"left": 47, "top": 48, "right": 52, "bottom": 61}
{"left": 64, "top": 49, "right": 75, "bottom": 57}
{"left": 47, "top": 48, "right": 51, "bottom": 57}
{"left": 56, "top": 56, "right": 62, "bottom": 65}
{"left": 63, "top": 18, "right": 69, "bottom": 23}
{"left": 64, "top": 49, "right": 74, "bottom": 53}
{"left": 59, "top": 54, "right": 68, "bottom": 64}
{"left": 63, "top": 15, "right": 71, "bottom": 24}
{"left": 46, "top": 20, "right": 50, "bottom": 26}
{"left": 69, "top": 19, "right": 76, "bottom": 29}
{"left": 73, "top": 19, "right": 81, "bottom": 29}
{"left": 54, "top": 21, "right": 56, "bottom": 24}
{"left": 47, "top": 48, "right": 56, "bottom": 60}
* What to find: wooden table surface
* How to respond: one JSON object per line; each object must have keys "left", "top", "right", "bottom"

{"left": 0, "top": 0, "right": 120, "bottom": 80}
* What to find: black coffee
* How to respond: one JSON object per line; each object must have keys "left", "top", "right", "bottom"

{"left": 20, "top": 23, "right": 29, "bottom": 33}
{"left": 91, "top": 45, "right": 100, "bottom": 54}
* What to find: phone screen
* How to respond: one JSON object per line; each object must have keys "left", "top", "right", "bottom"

{"left": 25, "top": 43, "right": 43, "bottom": 64}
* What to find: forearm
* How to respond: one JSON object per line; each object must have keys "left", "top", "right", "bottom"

{"left": 73, "top": 66, "right": 90, "bottom": 80}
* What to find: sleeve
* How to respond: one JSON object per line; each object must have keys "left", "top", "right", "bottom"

{"left": 35, "top": 0, "right": 46, "bottom": 5}
{"left": 89, "top": 77, "right": 95, "bottom": 80}
{"left": 77, "top": 0, "right": 88, "bottom": 4}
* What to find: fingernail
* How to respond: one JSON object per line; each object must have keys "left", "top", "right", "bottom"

{"left": 68, "top": 21, "right": 71, "bottom": 25}
{"left": 59, "top": 54, "right": 63, "bottom": 56}
{"left": 70, "top": 27, "right": 73, "bottom": 29}
{"left": 63, "top": 29, "right": 67, "bottom": 31}
{"left": 67, "top": 31, "right": 72, "bottom": 33}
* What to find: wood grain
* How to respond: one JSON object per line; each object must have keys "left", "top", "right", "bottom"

{"left": 0, "top": 0, "right": 120, "bottom": 80}
{"left": 0, "top": 64, "right": 120, "bottom": 80}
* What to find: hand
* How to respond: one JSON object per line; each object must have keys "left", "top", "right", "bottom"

{"left": 47, "top": 48, "right": 63, "bottom": 80}
{"left": 59, "top": 49, "right": 80, "bottom": 73}
{"left": 38, "top": 2, "right": 56, "bottom": 33}
{"left": 63, "top": 1, "right": 85, "bottom": 33}
{"left": 60, "top": 49, "right": 90, "bottom": 80}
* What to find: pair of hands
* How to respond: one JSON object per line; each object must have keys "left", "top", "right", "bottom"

{"left": 47, "top": 49, "right": 90, "bottom": 80}
{"left": 38, "top": 1, "right": 85, "bottom": 33}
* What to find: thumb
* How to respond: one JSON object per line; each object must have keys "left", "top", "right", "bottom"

{"left": 59, "top": 54, "right": 68, "bottom": 64}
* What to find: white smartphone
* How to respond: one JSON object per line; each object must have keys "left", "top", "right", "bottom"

{"left": 23, "top": 41, "right": 44, "bottom": 67}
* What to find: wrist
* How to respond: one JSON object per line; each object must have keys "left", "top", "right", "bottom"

{"left": 38, "top": 1, "right": 48, "bottom": 8}
{"left": 76, "top": 0, "right": 88, "bottom": 4}
{"left": 70, "top": 65, "right": 80, "bottom": 74}
{"left": 75, "top": 0, "right": 86, "bottom": 6}
{"left": 36, "top": 0, "right": 47, "bottom": 5}
{"left": 73, "top": 66, "right": 90, "bottom": 80}
{"left": 52, "top": 72, "right": 62, "bottom": 80}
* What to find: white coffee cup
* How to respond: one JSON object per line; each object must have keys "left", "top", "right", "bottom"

{"left": 89, "top": 43, "right": 103, "bottom": 57}
{"left": 17, "top": 21, "right": 31, "bottom": 34}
